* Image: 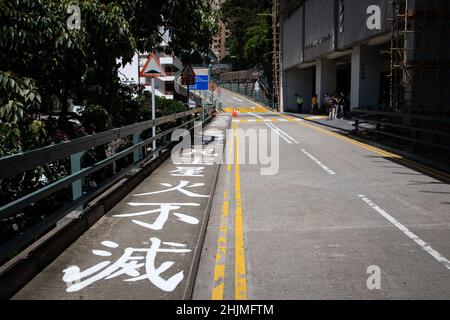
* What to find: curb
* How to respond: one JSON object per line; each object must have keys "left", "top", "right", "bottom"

{"left": 182, "top": 115, "right": 231, "bottom": 300}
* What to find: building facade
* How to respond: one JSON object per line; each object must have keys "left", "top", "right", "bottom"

{"left": 118, "top": 29, "right": 182, "bottom": 100}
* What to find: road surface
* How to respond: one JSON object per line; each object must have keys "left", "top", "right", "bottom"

{"left": 193, "top": 89, "right": 450, "bottom": 300}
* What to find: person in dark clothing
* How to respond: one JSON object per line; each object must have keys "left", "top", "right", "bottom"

{"left": 295, "top": 94, "right": 304, "bottom": 113}
{"left": 337, "top": 92, "right": 345, "bottom": 119}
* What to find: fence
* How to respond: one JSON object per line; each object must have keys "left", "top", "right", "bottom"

{"left": 0, "top": 104, "right": 216, "bottom": 264}
{"left": 210, "top": 77, "right": 276, "bottom": 110}
{"left": 352, "top": 109, "right": 450, "bottom": 154}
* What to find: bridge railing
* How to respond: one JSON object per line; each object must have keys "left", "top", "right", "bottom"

{"left": 210, "top": 77, "right": 275, "bottom": 110}
{"left": 173, "top": 73, "right": 223, "bottom": 111}
{"left": 352, "top": 109, "right": 450, "bottom": 154}
{"left": 0, "top": 105, "right": 215, "bottom": 264}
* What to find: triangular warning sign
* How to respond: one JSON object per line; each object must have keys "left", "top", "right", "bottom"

{"left": 180, "top": 64, "right": 196, "bottom": 86}
{"left": 181, "top": 64, "right": 195, "bottom": 77}
{"left": 140, "top": 52, "right": 167, "bottom": 78}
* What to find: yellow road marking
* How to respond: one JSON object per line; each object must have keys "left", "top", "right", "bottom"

{"left": 211, "top": 138, "right": 233, "bottom": 300}
{"left": 304, "top": 116, "right": 329, "bottom": 120}
{"left": 232, "top": 118, "right": 296, "bottom": 123}
{"left": 282, "top": 114, "right": 450, "bottom": 182}
{"left": 223, "top": 106, "right": 268, "bottom": 113}
{"left": 234, "top": 122, "right": 247, "bottom": 300}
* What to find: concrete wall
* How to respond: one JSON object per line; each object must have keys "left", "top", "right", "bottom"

{"left": 282, "top": 7, "right": 303, "bottom": 69}
{"left": 350, "top": 45, "right": 380, "bottom": 109}
{"left": 316, "top": 59, "right": 337, "bottom": 105}
{"left": 282, "top": 67, "right": 314, "bottom": 113}
{"left": 337, "top": 0, "right": 391, "bottom": 49}
{"left": 304, "top": 0, "right": 335, "bottom": 62}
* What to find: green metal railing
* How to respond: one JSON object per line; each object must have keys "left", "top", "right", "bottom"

{"left": 173, "top": 74, "right": 223, "bottom": 111}
{"left": 210, "top": 77, "right": 275, "bottom": 110}
{"left": 0, "top": 105, "right": 215, "bottom": 264}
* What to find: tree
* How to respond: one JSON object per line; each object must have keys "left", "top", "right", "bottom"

{"left": 0, "top": 0, "right": 217, "bottom": 246}
{"left": 0, "top": 0, "right": 216, "bottom": 152}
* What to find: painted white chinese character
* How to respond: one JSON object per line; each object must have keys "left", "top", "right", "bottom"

{"left": 170, "top": 167, "right": 205, "bottom": 177}
{"left": 181, "top": 148, "right": 218, "bottom": 158}
{"left": 172, "top": 148, "right": 218, "bottom": 165}
{"left": 113, "top": 203, "right": 200, "bottom": 230}
{"left": 134, "top": 181, "right": 210, "bottom": 198}
{"left": 63, "top": 238, "right": 191, "bottom": 293}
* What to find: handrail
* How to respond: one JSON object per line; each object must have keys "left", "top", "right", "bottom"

{"left": 210, "top": 76, "right": 275, "bottom": 110}
{"left": 0, "top": 108, "right": 207, "bottom": 178}
{"left": 352, "top": 109, "right": 450, "bottom": 152}
{"left": 352, "top": 109, "right": 450, "bottom": 124}
{"left": 173, "top": 73, "right": 223, "bottom": 111}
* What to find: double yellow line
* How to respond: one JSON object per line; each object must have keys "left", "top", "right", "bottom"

{"left": 212, "top": 122, "right": 248, "bottom": 300}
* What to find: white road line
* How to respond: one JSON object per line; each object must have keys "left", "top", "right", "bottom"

{"left": 278, "top": 119, "right": 288, "bottom": 122}
{"left": 249, "top": 112, "right": 263, "bottom": 119}
{"left": 359, "top": 195, "right": 450, "bottom": 271}
{"left": 267, "top": 122, "right": 300, "bottom": 144}
{"left": 301, "top": 149, "right": 336, "bottom": 175}
{"left": 233, "top": 96, "right": 243, "bottom": 102}
{"left": 247, "top": 119, "right": 256, "bottom": 122}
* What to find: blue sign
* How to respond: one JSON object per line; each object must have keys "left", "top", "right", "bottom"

{"left": 189, "top": 75, "right": 209, "bottom": 91}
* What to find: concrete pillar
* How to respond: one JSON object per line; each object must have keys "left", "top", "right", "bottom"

{"left": 350, "top": 45, "right": 380, "bottom": 109}
{"left": 315, "top": 59, "right": 337, "bottom": 105}
{"left": 282, "top": 67, "right": 313, "bottom": 113}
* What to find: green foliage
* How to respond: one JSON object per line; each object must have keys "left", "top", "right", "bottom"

{"left": 0, "top": 0, "right": 216, "bottom": 154}
{"left": 0, "top": 71, "right": 44, "bottom": 156}
{"left": 120, "top": 0, "right": 217, "bottom": 58}
{"left": 221, "top": 0, "right": 272, "bottom": 70}
{"left": 80, "top": 105, "right": 113, "bottom": 133}
{"left": 156, "top": 96, "right": 189, "bottom": 117}
{"left": 0, "top": 0, "right": 217, "bottom": 246}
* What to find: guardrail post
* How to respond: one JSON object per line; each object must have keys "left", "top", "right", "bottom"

{"left": 133, "top": 132, "right": 143, "bottom": 163}
{"left": 71, "top": 151, "right": 85, "bottom": 201}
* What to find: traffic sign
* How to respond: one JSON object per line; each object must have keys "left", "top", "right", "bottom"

{"left": 180, "top": 64, "right": 196, "bottom": 86}
{"left": 140, "top": 52, "right": 166, "bottom": 78}
{"left": 254, "top": 81, "right": 260, "bottom": 92}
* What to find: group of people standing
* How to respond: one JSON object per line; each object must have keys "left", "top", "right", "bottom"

{"left": 295, "top": 92, "right": 347, "bottom": 121}
{"left": 324, "top": 92, "right": 346, "bottom": 121}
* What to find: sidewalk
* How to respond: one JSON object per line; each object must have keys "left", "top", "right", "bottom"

{"left": 286, "top": 113, "right": 355, "bottom": 132}
{"left": 12, "top": 115, "right": 231, "bottom": 300}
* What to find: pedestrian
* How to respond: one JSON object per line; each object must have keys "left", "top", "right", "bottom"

{"left": 295, "top": 94, "right": 304, "bottom": 114}
{"left": 337, "top": 92, "right": 345, "bottom": 119}
{"left": 323, "top": 93, "right": 331, "bottom": 115}
{"left": 329, "top": 93, "right": 338, "bottom": 121}
{"left": 311, "top": 94, "right": 319, "bottom": 115}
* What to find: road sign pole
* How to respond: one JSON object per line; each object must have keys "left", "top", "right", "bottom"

{"left": 187, "top": 84, "right": 190, "bottom": 108}
{"left": 151, "top": 77, "right": 156, "bottom": 158}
